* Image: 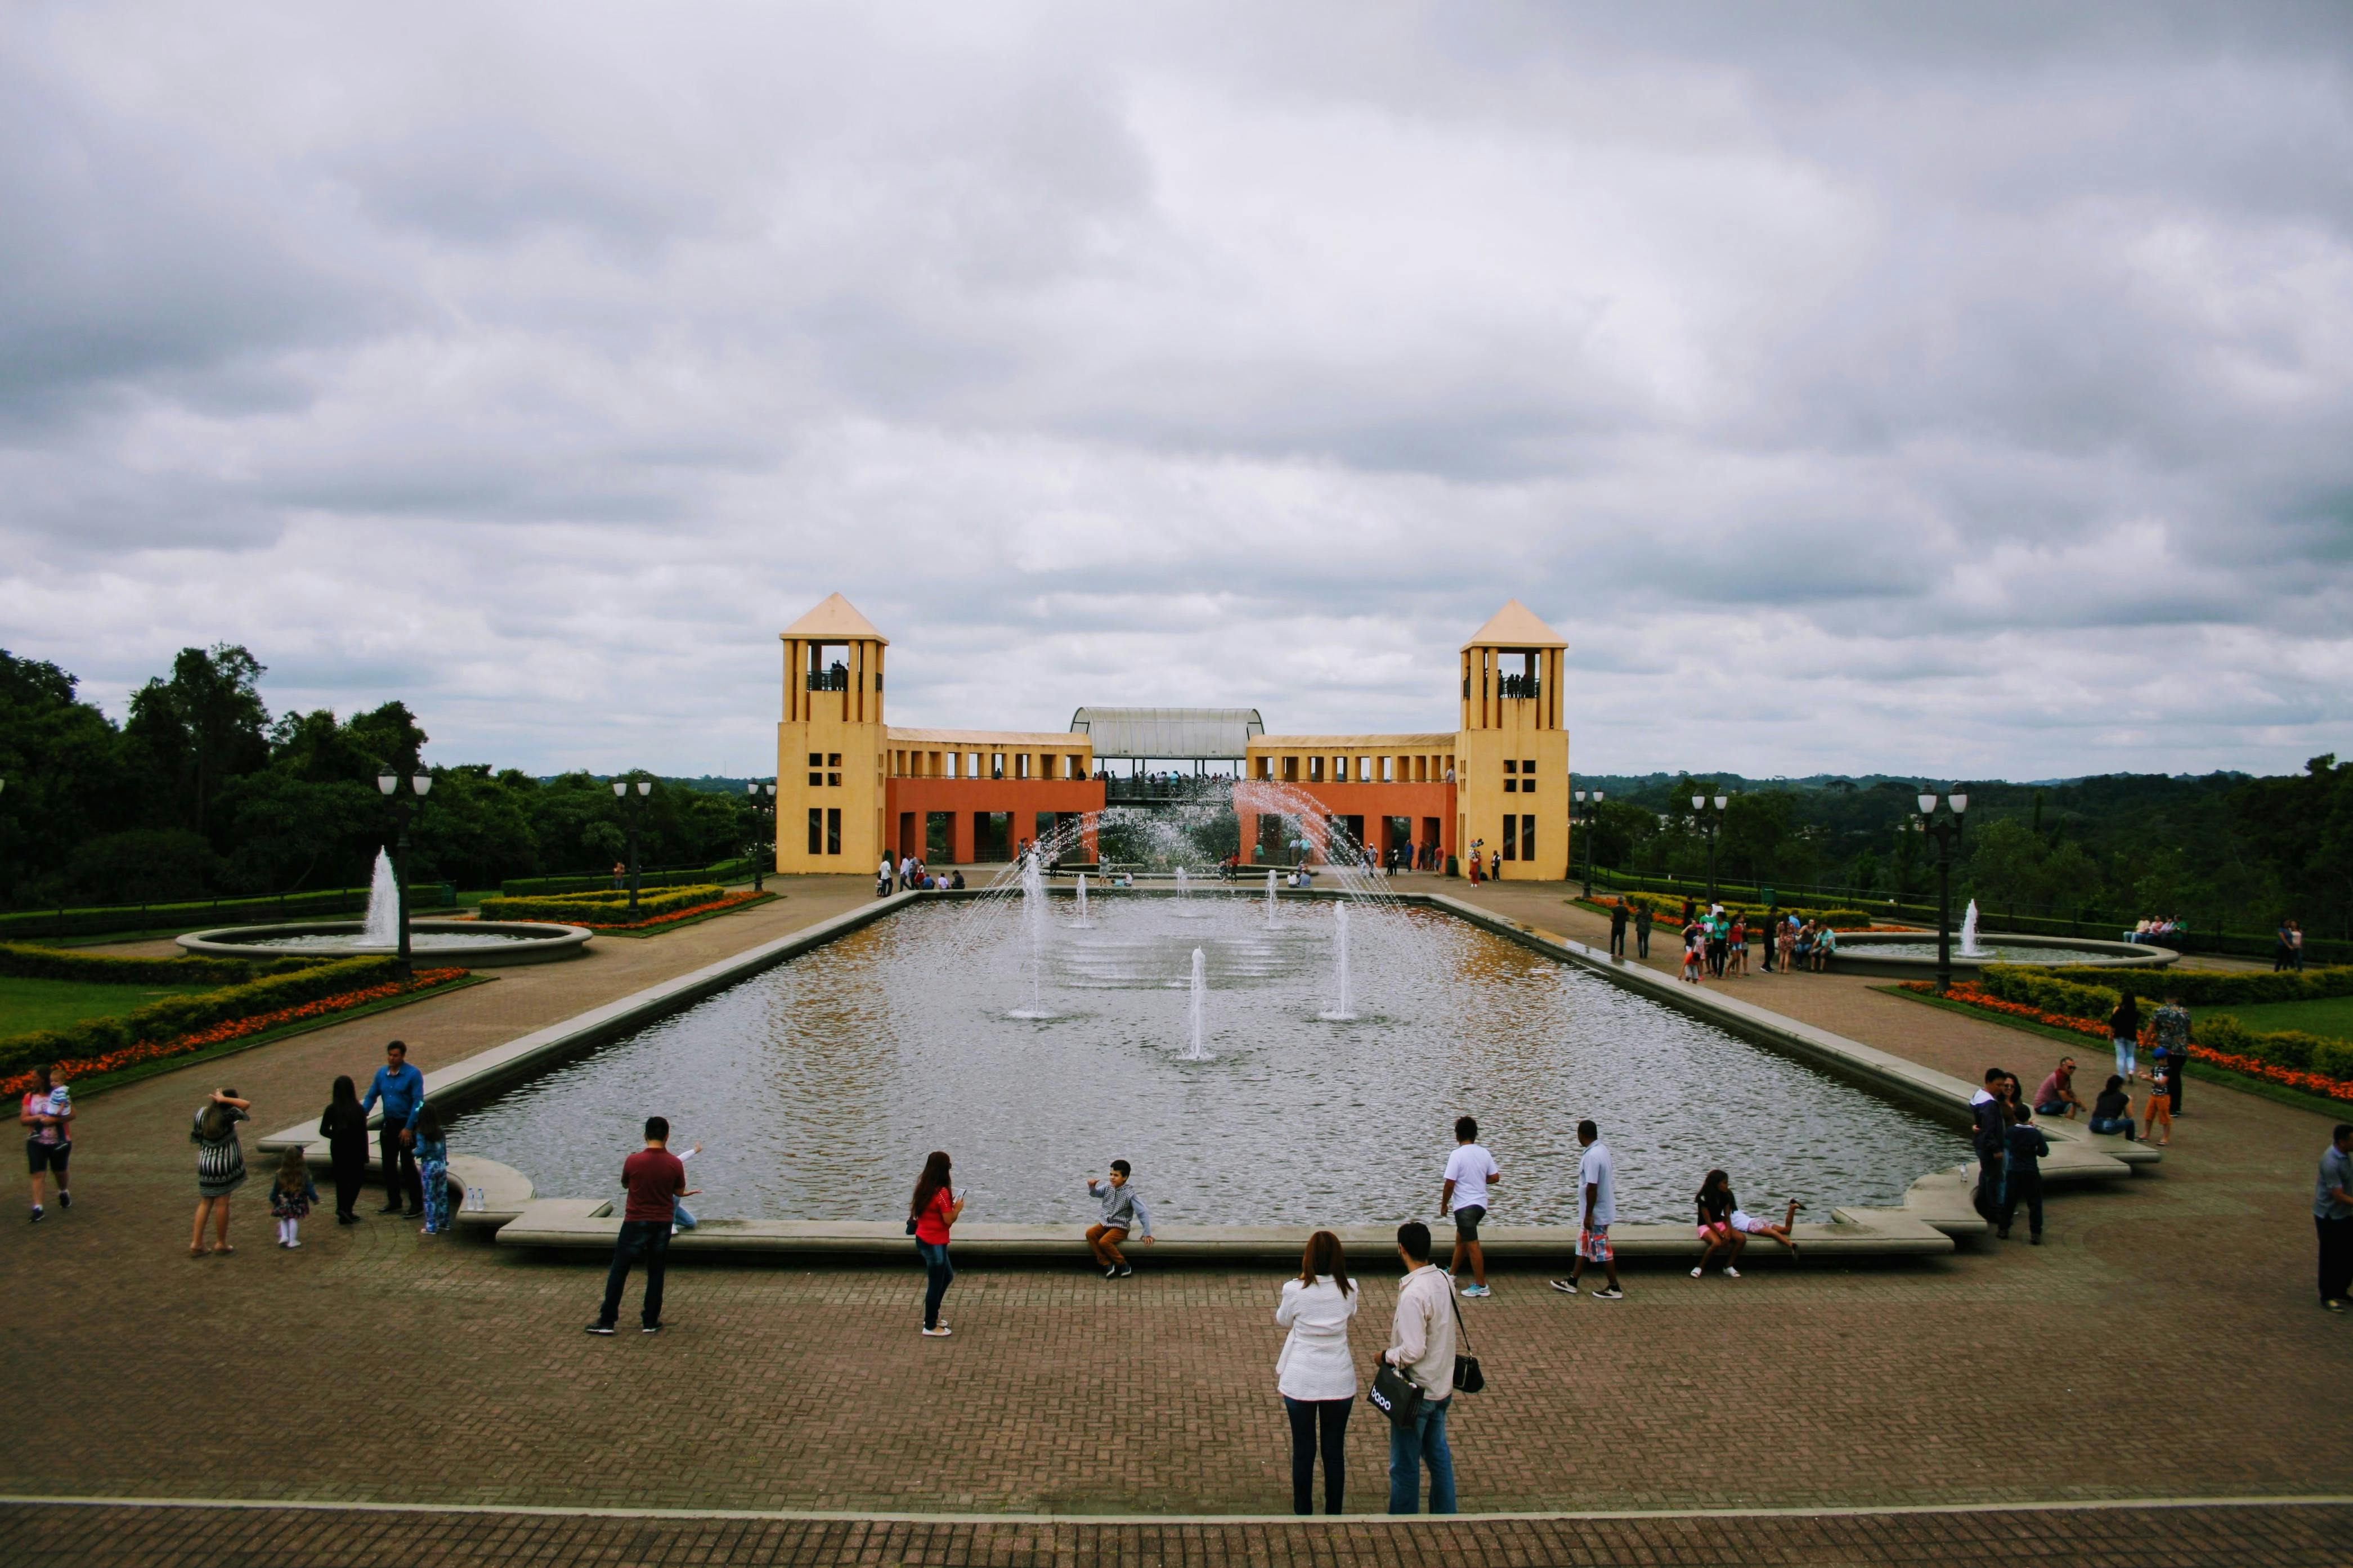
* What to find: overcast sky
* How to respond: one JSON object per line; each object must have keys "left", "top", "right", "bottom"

{"left": 4, "top": 2, "right": 2351, "bottom": 781}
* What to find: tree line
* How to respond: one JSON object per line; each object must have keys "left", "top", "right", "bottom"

{"left": 0, "top": 646, "right": 765, "bottom": 906}
{"left": 1577, "top": 766, "right": 2353, "bottom": 940}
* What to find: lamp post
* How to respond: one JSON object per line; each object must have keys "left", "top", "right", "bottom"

{"left": 1690, "top": 792, "right": 1729, "bottom": 902}
{"left": 612, "top": 778, "right": 651, "bottom": 916}
{"left": 1918, "top": 787, "right": 1970, "bottom": 994}
{"left": 745, "top": 780, "right": 776, "bottom": 892}
{"left": 375, "top": 771, "right": 434, "bottom": 982}
{"left": 1572, "top": 789, "right": 1606, "bottom": 896}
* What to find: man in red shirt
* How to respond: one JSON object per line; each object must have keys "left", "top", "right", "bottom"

{"left": 587, "top": 1117, "right": 695, "bottom": 1335}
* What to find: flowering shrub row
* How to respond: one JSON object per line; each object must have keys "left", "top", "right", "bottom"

{"left": 2023, "top": 961, "right": 2353, "bottom": 1008}
{"left": 0, "top": 955, "right": 409, "bottom": 1079}
{"left": 0, "top": 968, "right": 467, "bottom": 1097}
{"left": 1903, "top": 980, "right": 2353, "bottom": 1102}
{"left": 476, "top": 884, "right": 730, "bottom": 923}
{"left": 566, "top": 892, "right": 768, "bottom": 931}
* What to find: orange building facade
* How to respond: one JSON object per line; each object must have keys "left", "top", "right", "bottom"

{"left": 774, "top": 594, "right": 1572, "bottom": 879}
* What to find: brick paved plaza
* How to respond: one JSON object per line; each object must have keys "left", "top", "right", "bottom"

{"left": 7, "top": 877, "right": 2351, "bottom": 1566}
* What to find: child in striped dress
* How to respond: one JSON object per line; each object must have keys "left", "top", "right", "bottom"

{"left": 413, "top": 1105, "right": 451, "bottom": 1235}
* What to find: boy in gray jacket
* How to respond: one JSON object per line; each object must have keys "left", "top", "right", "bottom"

{"left": 1084, "top": 1160, "right": 1155, "bottom": 1278}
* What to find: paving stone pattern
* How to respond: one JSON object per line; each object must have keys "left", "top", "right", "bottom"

{"left": 5, "top": 1500, "right": 2350, "bottom": 1567}
{"left": 6, "top": 874, "right": 2351, "bottom": 1553}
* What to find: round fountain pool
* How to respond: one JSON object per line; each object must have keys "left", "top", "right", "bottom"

{"left": 1828, "top": 930, "right": 2176, "bottom": 978}
{"left": 177, "top": 919, "right": 593, "bottom": 966}
{"left": 445, "top": 896, "right": 1960, "bottom": 1225}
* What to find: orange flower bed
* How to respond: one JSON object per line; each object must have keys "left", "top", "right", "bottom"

{"left": 576, "top": 892, "right": 767, "bottom": 931}
{"left": 0, "top": 968, "right": 467, "bottom": 1097}
{"left": 1902, "top": 981, "right": 2353, "bottom": 1104}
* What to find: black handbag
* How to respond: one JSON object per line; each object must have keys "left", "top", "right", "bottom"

{"left": 1368, "top": 1357, "right": 1423, "bottom": 1427}
{"left": 1450, "top": 1292, "right": 1484, "bottom": 1394}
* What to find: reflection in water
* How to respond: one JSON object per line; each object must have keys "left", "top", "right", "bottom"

{"left": 447, "top": 900, "right": 1957, "bottom": 1225}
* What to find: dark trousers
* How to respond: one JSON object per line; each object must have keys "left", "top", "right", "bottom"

{"left": 916, "top": 1239, "right": 953, "bottom": 1328}
{"left": 378, "top": 1122, "right": 422, "bottom": 1211}
{"left": 1284, "top": 1395, "right": 1351, "bottom": 1515}
{"left": 1973, "top": 1149, "right": 2005, "bottom": 1221}
{"left": 330, "top": 1144, "right": 367, "bottom": 1219}
{"left": 1609, "top": 925, "right": 1626, "bottom": 956}
{"left": 2320, "top": 1215, "right": 2353, "bottom": 1305}
{"left": 1708, "top": 940, "right": 1725, "bottom": 977}
{"left": 1635, "top": 928, "right": 1650, "bottom": 958}
{"left": 599, "top": 1219, "right": 673, "bottom": 1328}
{"left": 1999, "top": 1170, "right": 2044, "bottom": 1237}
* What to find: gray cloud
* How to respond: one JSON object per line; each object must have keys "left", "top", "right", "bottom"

{"left": 3, "top": 0, "right": 2351, "bottom": 779}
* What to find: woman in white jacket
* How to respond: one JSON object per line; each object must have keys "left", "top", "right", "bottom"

{"left": 1275, "top": 1229, "right": 1360, "bottom": 1515}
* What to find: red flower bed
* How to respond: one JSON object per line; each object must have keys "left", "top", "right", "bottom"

{"left": 575, "top": 892, "right": 767, "bottom": 931}
{"left": 0, "top": 968, "right": 467, "bottom": 1097}
{"left": 1902, "top": 981, "right": 2353, "bottom": 1104}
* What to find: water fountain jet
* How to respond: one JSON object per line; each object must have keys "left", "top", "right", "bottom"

{"left": 1319, "top": 902, "right": 1358, "bottom": 1021}
{"left": 1180, "top": 947, "right": 1212, "bottom": 1059}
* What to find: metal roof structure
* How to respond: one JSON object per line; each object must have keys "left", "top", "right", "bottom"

{"left": 1068, "top": 707, "right": 1265, "bottom": 760}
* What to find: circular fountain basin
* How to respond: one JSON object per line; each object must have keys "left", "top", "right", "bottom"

{"left": 177, "top": 919, "right": 593, "bottom": 966}
{"left": 1830, "top": 931, "right": 2176, "bottom": 978}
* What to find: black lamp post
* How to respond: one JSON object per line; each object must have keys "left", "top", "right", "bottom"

{"left": 745, "top": 780, "right": 776, "bottom": 892}
{"left": 375, "top": 771, "right": 433, "bottom": 982}
{"left": 1918, "top": 787, "right": 1970, "bottom": 994}
{"left": 1572, "top": 788, "right": 1606, "bottom": 896}
{"left": 612, "top": 778, "right": 651, "bottom": 916}
{"left": 1690, "top": 790, "right": 1728, "bottom": 902}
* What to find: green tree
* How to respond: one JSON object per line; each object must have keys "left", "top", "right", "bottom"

{"left": 124, "top": 644, "right": 270, "bottom": 837}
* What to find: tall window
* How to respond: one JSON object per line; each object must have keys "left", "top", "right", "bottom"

{"left": 1503, "top": 816, "right": 1518, "bottom": 860}
{"left": 826, "top": 808, "right": 841, "bottom": 855}
{"left": 806, "top": 807, "right": 823, "bottom": 855}
{"left": 1521, "top": 815, "right": 1535, "bottom": 862}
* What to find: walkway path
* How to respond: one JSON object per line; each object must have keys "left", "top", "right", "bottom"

{"left": 5, "top": 873, "right": 2347, "bottom": 1561}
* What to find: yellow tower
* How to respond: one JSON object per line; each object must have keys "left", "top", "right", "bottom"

{"left": 776, "top": 593, "right": 889, "bottom": 874}
{"left": 1455, "top": 601, "right": 1571, "bottom": 880}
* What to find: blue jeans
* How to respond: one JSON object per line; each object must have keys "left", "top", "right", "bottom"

{"left": 2089, "top": 1116, "right": 2136, "bottom": 1139}
{"left": 2114, "top": 1038, "right": 2137, "bottom": 1080}
{"left": 1386, "top": 1394, "right": 1455, "bottom": 1514}
{"left": 2034, "top": 1100, "right": 2070, "bottom": 1118}
{"left": 916, "top": 1239, "right": 953, "bottom": 1328}
{"left": 597, "top": 1219, "right": 671, "bottom": 1329}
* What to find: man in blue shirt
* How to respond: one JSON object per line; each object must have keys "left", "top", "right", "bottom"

{"left": 360, "top": 1040, "right": 427, "bottom": 1216}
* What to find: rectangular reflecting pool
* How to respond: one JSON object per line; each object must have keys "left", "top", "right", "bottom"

{"left": 446, "top": 897, "right": 1958, "bottom": 1226}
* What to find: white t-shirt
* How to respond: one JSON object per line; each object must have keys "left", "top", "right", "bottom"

{"left": 1444, "top": 1143, "right": 1498, "bottom": 1212}
{"left": 1579, "top": 1141, "right": 1617, "bottom": 1227}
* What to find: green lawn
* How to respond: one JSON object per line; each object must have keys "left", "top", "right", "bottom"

{"left": 2206, "top": 995, "right": 2353, "bottom": 1041}
{"left": 0, "top": 975, "right": 221, "bottom": 1037}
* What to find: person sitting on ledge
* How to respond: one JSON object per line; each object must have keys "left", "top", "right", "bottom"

{"left": 2087, "top": 1076, "right": 2139, "bottom": 1139}
{"left": 2033, "top": 1057, "right": 2085, "bottom": 1120}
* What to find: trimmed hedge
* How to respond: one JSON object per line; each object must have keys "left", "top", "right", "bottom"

{"left": 1597, "top": 891, "right": 1876, "bottom": 928}
{"left": 0, "top": 955, "right": 405, "bottom": 1077}
{"left": 476, "top": 884, "right": 729, "bottom": 923}
{"left": 0, "top": 941, "right": 319, "bottom": 987}
{"left": 1974, "top": 962, "right": 2353, "bottom": 1086}
{"left": 2036, "top": 963, "right": 2353, "bottom": 1008}
{"left": 0, "top": 883, "right": 456, "bottom": 941}
{"left": 496, "top": 860, "right": 752, "bottom": 899}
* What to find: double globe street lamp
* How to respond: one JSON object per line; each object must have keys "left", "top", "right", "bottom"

{"left": 612, "top": 778, "right": 652, "bottom": 916}
{"left": 1690, "top": 791, "right": 1729, "bottom": 902}
{"left": 1918, "top": 788, "right": 1970, "bottom": 994}
{"left": 376, "top": 772, "right": 433, "bottom": 981}
{"left": 746, "top": 780, "right": 777, "bottom": 892}
{"left": 1572, "top": 788, "right": 1606, "bottom": 895}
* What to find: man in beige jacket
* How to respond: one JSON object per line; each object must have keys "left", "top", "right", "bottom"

{"left": 1381, "top": 1220, "right": 1458, "bottom": 1513}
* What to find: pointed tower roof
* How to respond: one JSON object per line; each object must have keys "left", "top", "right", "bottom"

{"left": 780, "top": 592, "right": 887, "bottom": 644}
{"left": 1461, "top": 599, "right": 1566, "bottom": 650}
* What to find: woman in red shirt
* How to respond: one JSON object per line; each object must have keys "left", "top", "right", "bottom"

{"left": 911, "top": 1151, "right": 966, "bottom": 1337}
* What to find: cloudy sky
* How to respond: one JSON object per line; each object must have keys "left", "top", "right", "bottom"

{"left": 4, "top": 2, "right": 2351, "bottom": 780}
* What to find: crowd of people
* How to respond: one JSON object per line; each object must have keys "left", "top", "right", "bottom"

{"left": 1602, "top": 897, "right": 1843, "bottom": 980}
{"left": 878, "top": 854, "right": 967, "bottom": 896}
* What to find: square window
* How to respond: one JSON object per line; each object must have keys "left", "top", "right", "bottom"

{"left": 827, "top": 753, "right": 841, "bottom": 767}
{"left": 808, "top": 752, "right": 823, "bottom": 767}
{"left": 1503, "top": 760, "right": 1517, "bottom": 773}
{"left": 1521, "top": 759, "right": 1535, "bottom": 775}
{"left": 808, "top": 771, "right": 822, "bottom": 787}
{"left": 1504, "top": 779, "right": 1517, "bottom": 793}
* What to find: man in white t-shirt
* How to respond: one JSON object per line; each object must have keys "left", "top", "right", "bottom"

{"left": 1438, "top": 1115, "right": 1500, "bottom": 1299}
{"left": 1551, "top": 1120, "right": 1622, "bottom": 1299}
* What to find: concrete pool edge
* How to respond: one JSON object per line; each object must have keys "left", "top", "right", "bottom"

{"left": 257, "top": 885, "right": 2154, "bottom": 1260}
